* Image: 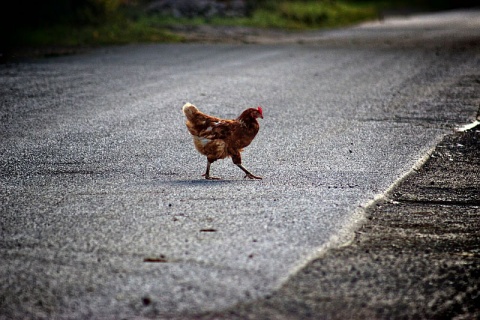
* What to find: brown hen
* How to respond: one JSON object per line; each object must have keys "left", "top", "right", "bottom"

{"left": 182, "top": 102, "right": 263, "bottom": 180}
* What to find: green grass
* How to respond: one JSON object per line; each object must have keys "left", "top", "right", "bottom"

{"left": 6, "top": 0, "right": 462, "bottom": 52}
{"left": 138, "top": 1, "right": 379, "bottom": 30}
{"left": 276, "top": 1, "right": 378, "bottom": 29}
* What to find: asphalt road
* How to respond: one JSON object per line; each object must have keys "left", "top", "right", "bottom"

{"left": 1, "top": 10, "right": 480, "bottom": 319}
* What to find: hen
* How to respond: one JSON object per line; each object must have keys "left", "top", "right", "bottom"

{"left": 182, "top": 102, "right": 263, "bottom": 180}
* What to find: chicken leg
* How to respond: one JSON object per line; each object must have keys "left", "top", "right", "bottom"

{"left": 231, "top": 153, "right": 262, "bottom": 180}
{"left": 237, "top": 164, "right": 262, "bottom": 180}
{"left": 202, "top": 160, "right": 220, "bottom": 180}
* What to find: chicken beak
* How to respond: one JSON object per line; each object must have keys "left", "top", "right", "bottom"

{"left": 257, "top": 106, "right": 263, "bottom": 119}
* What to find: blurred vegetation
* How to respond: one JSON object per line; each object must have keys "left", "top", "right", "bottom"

{"left": 1, "top": 0, "right": 478, "bottom": 54}
{"left": 0, "top": 0, "right": 183, "bottom": 50}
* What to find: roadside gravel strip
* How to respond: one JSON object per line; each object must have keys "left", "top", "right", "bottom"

{"left": 195, "top": 124, "right": 480, "bottom": 319}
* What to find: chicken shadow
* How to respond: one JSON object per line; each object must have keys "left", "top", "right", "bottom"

{"left": 169, "top": 179, "right": 247, "bottom": 186}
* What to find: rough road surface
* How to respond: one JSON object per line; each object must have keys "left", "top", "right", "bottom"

{"left": 1, "top": 9, "right": 480, "bottom": 320}
{"left": 193, "top": 123, "right": 480, "bottom": 320}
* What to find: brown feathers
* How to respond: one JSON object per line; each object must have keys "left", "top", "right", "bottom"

{"left": 182, "top": 102, "right": 263, "bottom": 179}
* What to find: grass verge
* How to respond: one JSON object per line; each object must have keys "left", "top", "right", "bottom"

{"left": 2, "top": 1, "right": 381, "bottom": 50}
{"left": 141, "top": 1, "right": 379, "bottom": 30}
{"left": 3, "top": 0, "right": 471, "bottom": 58}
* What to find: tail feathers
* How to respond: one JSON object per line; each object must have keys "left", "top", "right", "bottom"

{"left": 182, "top": 103, "right": 200, "bottom": 121}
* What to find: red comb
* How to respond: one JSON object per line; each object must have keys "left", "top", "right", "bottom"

{"left": 257, "top": 106, "right": 263, "bottom": 116}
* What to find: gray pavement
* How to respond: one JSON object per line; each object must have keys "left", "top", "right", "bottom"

{"left": 195, "top": 122, "right": 480, "bottom": 320}
{"left": 1, "top": 9, "right": 480, "bottom": 319}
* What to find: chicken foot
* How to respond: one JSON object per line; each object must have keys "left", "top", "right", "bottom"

{"left": 202, "top": 159, "right": 261, "bottom": 180}
{"left": 237, "top": 164, "right": 262, "bottom": 180}
{"left": 202, "top": 161, "right": 220, "bottom": 180}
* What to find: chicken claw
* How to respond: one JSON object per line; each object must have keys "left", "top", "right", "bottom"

{"left": 237, "top": 164, "right": 262, "bottom": 179}
{"left": 202, "top": 173, "right": 221, "bottom": 180}
{"left": 202, "top": 162, "right": 221, "bottom": 180}
{"left": 244, "top": 173, "right": 262, "bottom": 180}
